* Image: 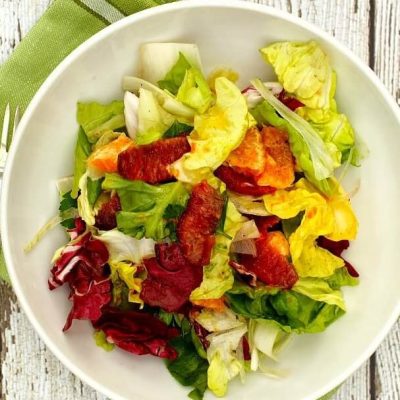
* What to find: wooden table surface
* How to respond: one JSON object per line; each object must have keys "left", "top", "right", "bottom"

{"left": 0, "top": 0, "right": 399, "bottom": 399}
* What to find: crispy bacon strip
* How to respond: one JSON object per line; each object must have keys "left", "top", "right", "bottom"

{"left": 117, "top": 136, "right": 190, "bottom": 183}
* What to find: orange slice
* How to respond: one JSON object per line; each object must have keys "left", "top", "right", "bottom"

{"left": 256, "top": 126, "right": 295, "bottom": 189}
{"left": 227, "top": 126, "right": 265, "bottom": 177}
{"left": 87, "top": 134, "right": 133, "bottom": 174}
{"left": 191, "top": 297, "right": 226, "bottom": 312}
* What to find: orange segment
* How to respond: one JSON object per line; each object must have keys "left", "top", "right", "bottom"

{"left": 227, "top": 126, "right": 265, "bottom": 177}
{"left": 256, "top": 126, "right": 295, "bottom": 189}
{"left": 87, "top": 134, "right": 133, "bottom": 174}
{"left": 191, "top": 297, "right": 226, "bottom": 312}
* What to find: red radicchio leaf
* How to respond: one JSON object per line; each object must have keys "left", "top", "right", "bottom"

{"left": 48, "top": 230, "right": 109, "bottom": 290}
{"left": 67, "top": 217, "right": 86, "bottom": 240}
{"left": 192, "top": 320, "right": 210, "bottom": 350}
{"left": 92, "top": 307, "right": 179, "bottom": 359}
{"left": 317, "top": 236, "right": 359, "bottom": 277}
{"left": 63, "top": 279, "right": 111, "bottom": 332}
{"left": 49, "top": 219, "right": 111, "bottom": 331}
{"left": 95, "top": 195, "right": 121, "bottom": 231}
{"left": 229, "top": 261, "right": 258, "bottom": 287}
{"left": 277, "top": 91, "right": 304, "bottom": 111}
{"left": 242, "top": 336, "right": 251, "bottom": 361}
{"left": 140, "top": 244, "right": 203, "bottom": 313}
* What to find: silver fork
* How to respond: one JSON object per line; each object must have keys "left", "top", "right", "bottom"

{"left": 0, "top": 104, "right": 20, "bottom": 175}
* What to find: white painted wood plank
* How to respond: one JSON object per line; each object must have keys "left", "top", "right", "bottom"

{"left": 372, "top": 1, "right": 400, "bottom": 398}
{"left": 0, "top": 0, "right": 52, "bottom": 64}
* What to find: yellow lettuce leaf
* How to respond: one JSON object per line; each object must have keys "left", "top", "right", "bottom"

{"left": 263, "top": 178, "right": 358, "bottom": 277}
{"left": 170, "top": 77, "right": 249, "bottom": 183}
{"left": 110, "top": 261, "right": 144, "bottom": 307}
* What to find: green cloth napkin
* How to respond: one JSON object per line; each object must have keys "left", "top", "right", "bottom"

{"left": 0, "top": 0, "right": 174, "bottom": 284}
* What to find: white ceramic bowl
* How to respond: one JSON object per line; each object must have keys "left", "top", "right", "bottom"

{"left": 2, "top": 1, "right": 400, "bottom": 399}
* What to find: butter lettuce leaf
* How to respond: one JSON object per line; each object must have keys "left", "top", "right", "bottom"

{"left": 77, "top": 101, "right": 125, "bottom": 143}
{"left": 102, "top": 174, "right": 189, "bottom": 240}
{"left": 71, "top": 127, "right": 91, "bottom": 198}
{"left": 136, "top": 88, "right": 175, "bottom": 145}
{"left": 297, "top": 106, "right": 355, "bottom": 161}
{"left": 260, "top": 41, "right": 333, "bottom": 109}
{"left": 226, "top": 282, "right": 344, "bottom": 333}
{"left": 176, "top": 68, "right": 213, "bottom": 114}
{"left": 93, "top": 330, "right": 115, "bottom": 352}
{"left": 292, "top": 278, "right": 346, "bottom": 310}
{"left": 325, "top": 267, "right": 359, "bottom": 289}
{"left": 171, "top": 77, "right": 249, "bottom": 183}
{"left": 158, "top": 52, "right": 192, "bottom": 95}
{"left": 167, "top": 334, "right": 209, "bottom": 400}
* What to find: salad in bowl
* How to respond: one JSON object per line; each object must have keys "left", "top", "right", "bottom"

{"left": 31, "top": 41, "right": 363, "bottom": 399}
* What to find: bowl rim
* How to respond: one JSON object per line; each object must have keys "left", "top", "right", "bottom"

{"left": 2, "top": 1, "right": 400, "bottom": 399}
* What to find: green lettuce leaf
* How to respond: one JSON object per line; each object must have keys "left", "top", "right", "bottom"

{"left": 297, "top": 106, "right": 355, "bottom": 162}
{"left": 59, "top": 190, "right": 78, "bottom": 229}
{"left": 136, "top": 88, "right": 175, "bottom": 145}
{"left": 77, "top": 101, "right": 125, "bottom": 143}
{"left": 292, "top": 278, "right": 346, "bottom": 310}
{"left": 176, "top": 68, "right": 214, "bottom": 114}
{"left": 71, "top": 127, "right": 91, "bottom": 198}
{"left": 87, "top": 177, "right": 103, "bottom": 208}
{"left": 325, "top": 267, "right": 359, "bottom": 289}
{"left": 226, "top": 282, "right": 344, "bottom": 333}
{"left": 158, "top": 52, "right": 192, "bottom": 95}
{"left": 163, "top": 121, "right": 193, "bottom": 138}
{"left": 93, "top": 330, "right": 115, "bottom": 352}
{"left": 167, "top": 334, "right": 209, "bottom": 400}
{"left": 171, "top": 77, "right": 249, "bottom": 183}
{"left": 260, "top": 41, "right": 333, "bottom": 109}
{"left": 102, "top": 174, "right": 189, "bottom": 240}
